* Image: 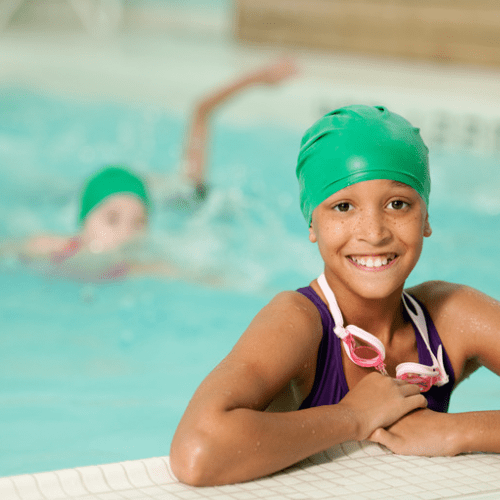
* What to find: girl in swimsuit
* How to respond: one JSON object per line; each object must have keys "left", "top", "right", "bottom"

{"left": 170, "top": 105, "right": 500, "bottom": 486}
{"left": 7, "top": 58, "right": 297, "bottom": 281}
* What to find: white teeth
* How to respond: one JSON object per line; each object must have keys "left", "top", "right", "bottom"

{"left": 352, "top": 255, "right": 392, "bottom": 268}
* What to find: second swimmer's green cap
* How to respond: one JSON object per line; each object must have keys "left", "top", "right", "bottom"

{"left": 78, "top": 165, "right": 151, "bottom": 225}
{"left": 296, "top": 105, "right": 430, "bottom": 223}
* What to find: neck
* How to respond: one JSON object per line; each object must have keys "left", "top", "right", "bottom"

{"left": 315, "top": 272, "right": 407, "bottom": 344}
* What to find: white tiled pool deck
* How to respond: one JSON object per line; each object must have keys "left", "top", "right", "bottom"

{"left": 2, "top": 440, "right": 500, "bottom": 500}
{"left": 1, "top": 3, "right": 500, "bottom": 499}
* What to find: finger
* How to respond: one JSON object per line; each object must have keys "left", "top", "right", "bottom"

{"left": 400, "top": 382, "right": 424, "bottom": 397}
{"left": 368, "top": 427, "right": 393, "bottom": 446}
{"left": 369, "top": 428, "right": 406, "bottom": 455}
{"left": 392, "top": 378, "right": 425, "bottom": 396}
{"left": 393, "top": 377, "right": 409, "bottom": 385}
{"left": 403, "top": 393, "right": 428, "bottom": 413}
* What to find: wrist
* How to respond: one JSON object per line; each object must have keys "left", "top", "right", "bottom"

{"left": 336, "top": 402, "right": 369, "bottom": 441}
{"left": 447, "top": 413, "right": 472, "bottom": 455}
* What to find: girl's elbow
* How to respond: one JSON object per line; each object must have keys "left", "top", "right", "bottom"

{"left": 170, "top": 432, "right": 222, "bottom": 487}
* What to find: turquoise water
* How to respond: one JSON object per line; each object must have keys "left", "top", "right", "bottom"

{"left": 1, "top": 89, "right": 500, "bottom": 477}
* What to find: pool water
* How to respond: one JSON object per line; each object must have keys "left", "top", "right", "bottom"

{"left": 1, "top": 88, "right": 500, "bottom": 477}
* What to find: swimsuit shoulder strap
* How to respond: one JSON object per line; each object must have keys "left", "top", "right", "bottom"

{"left": 295, "top": 285, "right": 349, "bottom": 409}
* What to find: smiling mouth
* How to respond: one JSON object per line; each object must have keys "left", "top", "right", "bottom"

{"left": 348, "top": 254, "right": 397, "bottom": 270}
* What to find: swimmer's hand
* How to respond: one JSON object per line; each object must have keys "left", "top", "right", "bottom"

{"left": 338, "top": 372, "right": 427, "bottom": 442}
{"left": 254, "top": 56, "right": 298, "bottom": 85}
{"left": 368, "top": 409, "right": 462, "bottom": 456}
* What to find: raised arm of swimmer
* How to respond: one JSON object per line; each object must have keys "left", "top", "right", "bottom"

{"left": 180, "top": 57, "right": 297, "bottom": 190}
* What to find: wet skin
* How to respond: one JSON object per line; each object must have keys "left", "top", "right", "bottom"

{"left": 309, "top": 179, "right": 432, "bottom": 326}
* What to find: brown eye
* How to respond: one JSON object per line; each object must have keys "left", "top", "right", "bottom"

{"left": 107, "top": 210, "right": 119, "bottom": 225}
{"left": 334, "top": 202, "right": 352, "bottom": 212}
{"left": 388, "top": 200, "right": 408, "bottom": 210}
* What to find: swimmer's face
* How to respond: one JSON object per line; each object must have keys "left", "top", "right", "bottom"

{"left": 81, "top": 194, "right": 147, "bottom": 253}
{"left": 309, "top": 179, "right": 431, "bottom": 300}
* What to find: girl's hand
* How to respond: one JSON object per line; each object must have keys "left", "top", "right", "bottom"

{"left": 338, "top": 372, "right": 428, "bottom": 441}
{"left": 368, "top": 409, "right": 460, "bottom": 456}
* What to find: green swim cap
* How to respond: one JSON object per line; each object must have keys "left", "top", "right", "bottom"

{"left": 296, "top": 105, "right": 430, "bottom": 223}
{"left": 78, "top": 166, "right": 151, "bottom": 225}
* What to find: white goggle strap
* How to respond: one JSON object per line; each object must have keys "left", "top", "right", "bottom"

{"left": 317, "top": 274, "right": 386, "bottom": 360}
{"left": 317, "top": 274, "right": 344, "bottom": 330}
{"left": 402, "top": 292, "right": 449, "bottom": 386}
{"left": 317, "top": 273, "right": 356, "bottom": 365}
{"left": 396, "top": 361, "right": 441, "bottom": 379}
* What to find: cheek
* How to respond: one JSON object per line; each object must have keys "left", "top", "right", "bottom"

{"left": 314, "top": 220, "right": 349, "bottom": 251}
{"left": 396, "top": 216, "right": 426, "bottom": 249}
{"left": 324, "top": 219, "right": 348, "bottom": 235}
{"left": 85, "top": 219, "right": 115, "bottom": 239}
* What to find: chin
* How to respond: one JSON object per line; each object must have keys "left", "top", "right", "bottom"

{"left": 350, "top": 281, "right": 406, "bottom": 301}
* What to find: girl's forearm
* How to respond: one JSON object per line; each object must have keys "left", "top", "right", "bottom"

{"left": 172, "top": 372, "right": 427, "bottom": 486}
{"left": 456, "top": 411, "right": 500, "bottom": 454}
{"left": 369, "top": 408, "right": 500, "bottom": 457}
{"left": 170, "top": 403, "right": 361, "bottom": 487}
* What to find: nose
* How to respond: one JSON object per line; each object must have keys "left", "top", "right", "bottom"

{"left": 354, "top": 208, "right": 392, "bottom": 246}
{"left": 104, "top": 223, "right": 136, "bottom": 249}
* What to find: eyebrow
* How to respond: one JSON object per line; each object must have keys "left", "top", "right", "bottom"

{"left": 391, "top": 181, "right": 411, "bottom": 188}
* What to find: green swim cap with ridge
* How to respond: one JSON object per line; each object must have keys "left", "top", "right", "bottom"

{"left": 296, "top": 105, "right": 430, "bottom": 224}
{"left": 78, "top": 166, "right": 151, "bottom": 225}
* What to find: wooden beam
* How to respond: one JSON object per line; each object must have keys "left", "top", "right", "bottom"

{"left": 235, "top": 0, "right": 500, "bottom": 67}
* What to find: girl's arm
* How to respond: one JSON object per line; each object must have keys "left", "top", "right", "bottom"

{"left": 180, "top": 57, "right": 297, "bottom": 188}
{"left": 370, "top": 408, "right": 500, "bottom": 456}
{"left": 170, "top": 291, "right": 427, "bottom": 486}
{"left": 370, "top": 282, "right": 500, "bottom": 455}
{"left": 126, "top": 260, "right": 226, "bottom": 286}
{"left": 4, "top": 234, "right": 70, "bottom": 260}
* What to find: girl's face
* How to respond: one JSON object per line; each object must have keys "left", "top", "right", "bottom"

{"left": 309, "top": 179, "right": 431, "bottom": 301}
{"left": 81, "top": 194, "right": 147, "bottom": 253}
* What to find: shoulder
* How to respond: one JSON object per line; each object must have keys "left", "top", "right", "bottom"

{"left": 254, "top": 290, "right": 323, "bottom": 337}
{"left": 247, "top": 289, "right": 323, "bottom": 332}
{"left": 406, "top": 280, "right": 496, "bottom": 320}
{"left": 197, "top": 289, "right": 325, "bottom": 415}
{"left": 407, "top": 280, "right": 500, "bottom": 377}
{"left": 233, "top": 290, "right": 324, "bottom": 377}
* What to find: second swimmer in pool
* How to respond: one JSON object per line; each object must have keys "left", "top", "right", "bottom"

{"left": 4, "top": 58, "right": 297, "bottom": 282}
{"left": 170, "top": 104, "right": 500, "bottom": 485}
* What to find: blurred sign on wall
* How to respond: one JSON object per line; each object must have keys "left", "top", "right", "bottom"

{"left": 235, "top": 0, "right": 500, "bottom": 68}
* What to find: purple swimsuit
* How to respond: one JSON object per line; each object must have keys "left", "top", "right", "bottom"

{"left": 297, "top": 286, "right": 455, "bottom": 413}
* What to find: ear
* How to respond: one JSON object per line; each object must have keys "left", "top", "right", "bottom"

{"left": 423, "top": 213, "right": 432, "bottom": 238}
{"left": 309, "top": 224, "right": 317, "bottom": 243}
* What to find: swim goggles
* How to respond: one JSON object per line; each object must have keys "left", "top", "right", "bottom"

{"left": 317, "top": 274, "right": 449, "bottom": 392}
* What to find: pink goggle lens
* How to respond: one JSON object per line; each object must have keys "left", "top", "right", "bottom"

{"left": 345, "top": 335, "right": 384, "bottom": 368}
{"left": 398, "top": 372, "right": 435, "bottom": 392}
